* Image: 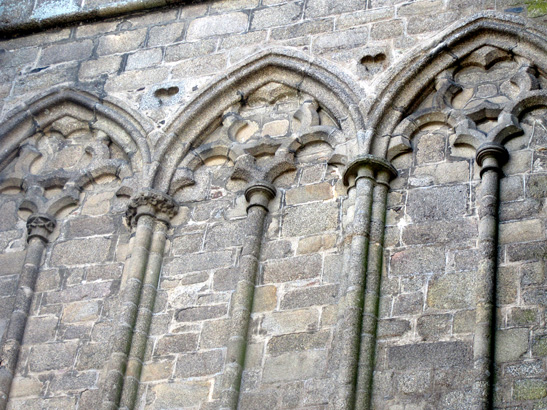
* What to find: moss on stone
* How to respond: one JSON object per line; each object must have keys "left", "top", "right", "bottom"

{"left": 513, "top": 379, "right": 547, "bottom": 401}
{"left": 527, "top": 0, "right": 547, "bottom": 17}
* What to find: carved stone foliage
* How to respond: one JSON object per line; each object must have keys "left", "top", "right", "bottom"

{"left": 388, "top": 45, "right": 547, "bottom": 159}
{"left": 0, "top": 115, "right": 131, "bottom": 220}
{"left": 169, "top": 81, "right": 346, "bottom": 199}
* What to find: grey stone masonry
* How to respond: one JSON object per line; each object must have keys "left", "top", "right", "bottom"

{"left": 1, "top": 1, "right": 547, "bottom": 410}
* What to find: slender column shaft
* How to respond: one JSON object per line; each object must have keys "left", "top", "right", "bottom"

{"left": 102, "top": 214, "right": 154, "bottom": 410}
{"left": 355, "top": 171, "right": 391, "bottom": 410}
{"left": 333, "top": 168, "right": 375, "bottom": 410}
{"left": 0, "top": 236, "right": 46, "bottom": 410}
{"left": 472, "top": 144, "right": 507, "bottom": 410}
{"left": 220, "top": 184, "right": 274, "bottom": 410}
{"left": 0, "top": 214, "right": 54, "bottom": 410}
{"left": 119, "top": 220, "right": 168, "bottom": 410}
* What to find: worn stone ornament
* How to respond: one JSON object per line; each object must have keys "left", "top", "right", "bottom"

{"left": 125, "top": 189, "right": 179, "bottom": 226}
{"left": 25, "top": 213, "right": 55, "bottom": 242}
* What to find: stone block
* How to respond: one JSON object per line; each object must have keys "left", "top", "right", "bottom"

{"left": 39, "top": 39, "right": 94, "bottom": 65}
{"left": 62, "top": 300, "right": 101, "bottom": 323}
{"left": 262, "top": 350, "right": 326, "bottom": 382}
{"left": 212, "top": 267, "right": 237, "bottom": 291}
{"left": 415, "top": 132, "right": 446, "bottom": 164}
{"left": 76, "top": 342, "right": 110, "bottom": 370}
{"left": 23, "top": 316, "right": 58, "bottom": 344}
{"left": 141, "top": 360, "right": 174, "bottom": 382}
{"left": 171, "top": 232, "right": 203, "bottom": 255}
{"left": 176, "top": 304, "right": 227, "bottom": 322}
{"left": 251, "top": 2, "right": 303, "bottom": 30}
{"left": 283, "top": 202, "right": 338, "bottom": 237}
{"left": 267, "top": 330, "right": 329, "bottom": 356}
{"left": 505, "top": 360, "right": 543, "bottom": 378}
{"left": 402, "top": 218, "right": 477, "bottom": 245}
{"left": 164, "top": 250, "right": 234, "bottom": 275}
{"left": 370, "top": 19, "right": 403, "bottom": 40}
{"left": 104, "top": 66, "right": 169, "bottom": 92}
{"left": 171, "top": 54, "right": 228, "bottom": 78}
{"left": 175, "top": 349, "right": 224, "bottom": 377}
{"left": 507, "top": 240, "right": 547, "bottom": 262}
{"left": 393, "top": 291, "right": 423, "bottom": 315}
{"left": 313, "top": 26, "right": 369, "bottom": 53}
{"left": 495, "top": 328, "right": 529, "bottom": 362}
{"left": 48, "top": 371, "right": 98, "bottom": 393}
{"left": 261, "top": 308, "right": 319, "bottom": 334}
{"left": 155, "top": 333, "right": 199, "bottom": 355}
{"left": 51, "top": 237, "right": 112, "bottom": 266}
{"left": 10, "top": 377, "right": 43, "bottom": 398}
{"left": 417, "top": 314, "right": 452, "bottom": 340}
{"left": 263, "top": 254, "right": 322, "bottom": 283}
{"left": 253, "top": 285, "right": 277, "bottom": 312}
{"left": 513, "top": 379, "right": 547, "bottom": 401}
{"left": 280, "top": 283, "right": 338, "bottom": 309}
{"left": 65, "top": 215, "right": 116, "bottom": 238}
{"left": 0, "top": 251, "right": 25, "bottom": 276}
{"left": 427, "top": 272, "right": 476, "bottom": 310}
{"left": 149, "top": 381, "right": 210, "bottom": 409}
{"left": 388, "top": 341, "right": 472, "bottom": 370}
{"left": 396, "top": 370, "right": 431, "bottom": 394}
{"left": 453, "top": 310, "right": 475, "bottom": 334}
{"left": 28, "top": 342, "right": 78, "bottom": 372}
{"left": 201, "top": 318, "right": 230, "bottom": 349}
{"left": 285, "top": 182, "right": 333, "bottom": 205}
{"left": 377, "top": 318, "right": 411, "bottom": 339}
{"left": 125, "top": 48, "right": 163, "bottom": 71}
{"left": 406, "top": 11, "right": 461, "bottom": 35}
{"left": 205, "top": 220, "right": 245, "bottom": 250}
{"left": 164, "top": 38, "right": 217, "bottom": 62}
{"left": 97, "top": 28, "right": 147, "bottom": 55}
{"left": 187, "top": 12, "right": 248, "bottom": 39}
{"left": 499, "top": 219, "right": 544, "bottom": 244}
{"left": 45, "top": 281, "right": 114, "bottom": 304}
{"left": 389, "top": 246, "right": 445, "bottom": 276}
{"left": 270, "top": 19, "right": 333, "bottom": 40}
{"left": 148, "top": 22, "right": 186, "bottom": 47}
{"left": 406, "top": 185, "right": 468, "bottom": 223}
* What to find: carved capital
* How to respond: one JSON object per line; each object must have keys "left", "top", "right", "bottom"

{"left": 244, "top": 182, "right": 276, "bottom": 212}
{"left": 343, "top": 154, "right": 397, "bottom": 186}
{"left": 475, "top": 142, "right": 509, "bottom": 177}
{"left": 26, "top": 214, "right": 55, "bottom": 243}
{"left": 125, "top": 190, "right": 179, "bottom": 226}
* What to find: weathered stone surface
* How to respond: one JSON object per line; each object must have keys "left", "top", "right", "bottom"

{"left": 263, "top": 254, "right": 322, "bottom": 283}
{"left": 262, "top": 350, "right": 326, "bottom": 383}
{"left": 388, "top": 342, "right": 472, "bottom": 370}
{"left": 187, "top": 12, "right": 248, "bottom": 39}
{"left": 155, "top": 333, "right": 199, "bottom": 355}
{"left": 282, "top": 202, "right": 338, "bottom": 237}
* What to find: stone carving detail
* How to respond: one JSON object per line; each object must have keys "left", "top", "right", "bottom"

{"left": 26, "top": 213, "right": 56, "bottom": 241}
{"left": 0, "top": 116, "right": 131, "bottom": 224}
{"left": 169, "top": 81, "right": 345, "bottom": 194}
{"left": 125, "top": 189, "right": 178, "bottom": 226}
{"left": 390, "top": 45, "right": 546, "bottom": 155}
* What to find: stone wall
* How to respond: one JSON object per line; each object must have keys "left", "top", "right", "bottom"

{"left": 0, "top": 1, "right": 546, "bottom": 409}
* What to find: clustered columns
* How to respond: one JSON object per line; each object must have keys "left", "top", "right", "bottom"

{"left": 334, "top": 155, "right": 397, "bottom": 410}
{"left": 220, "top": 181, "right": 276, "bottom": 410}
{"left": 0, "top": 214, "right": 56, "bottom": 410}
{"left": 473, "top": 142, "right": 509, "bottom": 409}
{"left": 102, "top": 190, "right": 178, "bottom": 410}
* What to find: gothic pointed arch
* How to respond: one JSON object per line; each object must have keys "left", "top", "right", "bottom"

{"left": 0, "top": 88, "right": 152, "bottom": 177}
{"left": 153, "top": 48, "right": 367, "bottom": 192}
{"left": 364, "top": 12, "right": 547, "bottom": 158}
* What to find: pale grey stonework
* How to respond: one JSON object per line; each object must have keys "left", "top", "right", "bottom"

{"left": 0, "top": 1, "right": 546, "bottom": 409}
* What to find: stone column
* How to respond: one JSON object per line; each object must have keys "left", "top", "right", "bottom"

{"left": 102, "top": 191, "right": 177, "bottom": 410}
{"left": 0, "top": 214, "right": 55, "bottom": 410}
{"left": 334, "top": 155, "right": 396, "bottom": 410}
{"left": 355, "top": 169, "right": 393, "bottom": 410}
{"left": 473, "top": 142, "right": 508, "bottom": 410}
{"left": 119, "top": 218, "right": 169, "bottom": 410}
{"left": 220, "top": 182, "right": 276, "bottom": 410}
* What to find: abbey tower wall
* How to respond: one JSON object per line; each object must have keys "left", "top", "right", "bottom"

{"left": 0, "top": 1, "right": 546, "bottom": 409}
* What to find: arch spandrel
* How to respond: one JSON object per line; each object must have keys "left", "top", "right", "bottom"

{"left": 366, "top": 12, "right": 547, "bottom": 159}
{"left": 153, "top": 48, "right": 367, "bottom": 193}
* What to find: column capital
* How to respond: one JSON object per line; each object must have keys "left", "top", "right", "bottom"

{"left": 343, "top": 154, "right": 397, "bottom": 186}
{"left": 244, "top": 182, "right": 276, "bottom": 212}
{"left": 476, "top": 142, "right": 509, "bottom": 177}
{"left": 125, "top": 190, "right": 179, "bottom": 227}
{"left": 26, "top": 213, "right": 55, "bottom": 243}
